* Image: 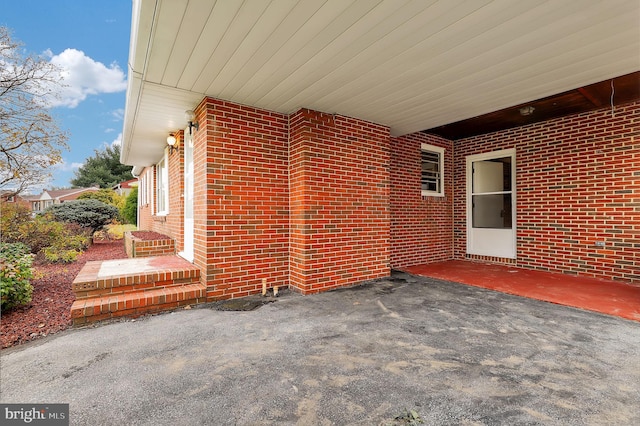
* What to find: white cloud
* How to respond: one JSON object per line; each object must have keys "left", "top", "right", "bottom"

{"left": 56, "top": 159, "right": 84, "bottom": 172}
{"left": 46, "top": 49, "right": 127, "bottom": 108}
{"left": 104, "top": 128, "right": 116, "bottom": 133}
{"left": 111, "top": 108, "right": 125, "bottom": 121}
{"left": 111, "top": 133, "right": 122, "bottom": 147}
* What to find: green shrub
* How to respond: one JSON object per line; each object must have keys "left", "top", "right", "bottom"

{"left": 40, "top": 226, "right": 89, "bottom": 263}
{"left": 42, "top": 246, "right": 81, "bottom": 263}
{"left": 1, "top": 204, "right": 91, "bottom": 263}
{"left": 121, "top": 187, "right": 137, "bottom": 225}
{"left": 45, "top": 199, "right": 119, "bottom": 234}
{"left": 0, "top": 203, "right": 60, "bottom": 253}
{"left": 78, "top": 189, "right": 126, "bottom": 221}
{"left": 21, "top": 214, "right": 71, "bottom": 254}
{"left": 0, "top": 203, "right": 32, "bottom": 244}
{"left": 0, "top": 242, "right": 34, "bottom": 311}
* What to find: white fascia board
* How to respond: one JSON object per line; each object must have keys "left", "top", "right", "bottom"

{"left": 121, "top": 0, "right": 157, "bottom": 166}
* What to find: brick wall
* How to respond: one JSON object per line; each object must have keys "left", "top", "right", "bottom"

{"left": 136, "top": 97, "right": 637, "bottom": 294}
{"left": 453, "top": 101, "right": 639, "bottom": 283}
{"left": 136, "top": 143, "right": 183, "bottom": 245}
{"left": 390, "top": 133, "right": 453, "bottom": 268}
{"left": 124, "top": 232, "right": 175, "bottom": 258}
{"left": 197, "top": 98, "right": 290, "bottom": 300}
{"left": 289, "top": 109, "right": 390, "bottom": 293}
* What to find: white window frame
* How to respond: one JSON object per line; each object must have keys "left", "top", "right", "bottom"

{"left": 155, "top": 150, "right": 169, "bottom": 215}
{"left": 421, "top": 143, "right": 445, "bottom": 197}
{"left": 148, "top": 168, "right": 153, "bottom": 213}
{"left": 139, "top": 173, "right": 146, "bottom": 206}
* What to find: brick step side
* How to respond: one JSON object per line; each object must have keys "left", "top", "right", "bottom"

{"left": 73, "top": 268, "right": 200, "bottom": 299}
{"left": 71, "top": 283, "right": 206, "bottom": 326}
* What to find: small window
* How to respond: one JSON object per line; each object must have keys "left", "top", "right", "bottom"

{"left": 421, "top": 143, "right": 445, "bottom": 197}
{"left": 156, "top": 151, "right": 169, "bottom": 215}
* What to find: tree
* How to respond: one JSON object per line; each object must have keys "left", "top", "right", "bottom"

{"left": 78, "top": 188, "right": 126, "bottom": 222}
{"left": 70, "top": 144, "right": 133, "bottom": 188}
{"left": 78, "top": 188, "right": 124, "bottom": 208}
{"left": 121, "top": 187, "right": 138, "bottom": 225}
{"left": 0, "top": 27, "right": 69, "bottom": 196}
{"left": 44, "top": 199, "right": 119, "bottom": 234}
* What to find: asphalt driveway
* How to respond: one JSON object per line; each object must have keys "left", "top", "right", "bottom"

{"left": 1, "top": 272, "right": 639, "bottom": 425}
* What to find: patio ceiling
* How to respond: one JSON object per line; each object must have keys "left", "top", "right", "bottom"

{"left": 427, "top": 71, "right": 640, "bottom": 140}
{"left": 121, "top": 0, "right": 640, "bottom": 167}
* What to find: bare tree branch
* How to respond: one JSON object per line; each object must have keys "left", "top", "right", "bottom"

{"left": 0, "top": 27, "right": 68, "bottom": 195}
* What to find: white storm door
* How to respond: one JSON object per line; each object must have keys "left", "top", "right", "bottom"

{"left": 466, "top": 149, "right": 516, "bottom": 259}
{"left": 180, "top": 128, "right": 194, "bottom": 262}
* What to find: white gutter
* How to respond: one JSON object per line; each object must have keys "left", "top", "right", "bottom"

{"left": 120, "top": 0, "right": 158, "bottom": 167}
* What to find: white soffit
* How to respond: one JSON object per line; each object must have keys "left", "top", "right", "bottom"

{"left": 121, "top": 0, "right": 640, "bottom": 166}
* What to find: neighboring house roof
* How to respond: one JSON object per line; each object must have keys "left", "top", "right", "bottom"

{"left": 121, "top": 0, "right": 640, "bottom": 168}
{"left": 44, "top": 188, "right": 97, "bottom": 201}
{"left": 1, "top": 190, "right": 32, "bottom": 199}
{"left": 22, "top": 187, "right": 100, "bottom": 203}
{"left": 113, "top": 179, "right": 138, "bottom": 190}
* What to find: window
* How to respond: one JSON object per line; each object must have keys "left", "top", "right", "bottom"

{"left": 421, "top": 143, "right": 445, "bottom": 196}
{"left": 155, "top": 150, "right": 169, "bottom": 215}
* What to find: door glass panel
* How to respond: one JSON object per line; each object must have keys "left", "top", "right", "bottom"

{"left": 472, "top": 157, "right": 511, "bottom": 193}
{"left": 472, "top": 194, "right": 512, "bottom": 228}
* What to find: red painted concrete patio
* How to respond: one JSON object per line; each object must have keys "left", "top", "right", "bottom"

{"left": 405, "top": 261, "right": 640, "bottom": 322}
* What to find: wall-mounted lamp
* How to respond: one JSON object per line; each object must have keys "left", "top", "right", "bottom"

{"left": 519, "top": 106, "right": 535, "bottom": 116}
{"left": 185, "top": 110, "right": 199, "bottom": 134}
{"left": 167, "top": 133, "right": 178, "bottom": 154}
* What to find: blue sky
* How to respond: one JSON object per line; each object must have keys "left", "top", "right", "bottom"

{"left": 1, "top": 1, "right": 132, "bottom": 191}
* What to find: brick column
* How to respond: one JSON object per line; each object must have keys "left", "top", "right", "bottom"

{"left": 289, "top": 109, "right": 391, "bottom": 293}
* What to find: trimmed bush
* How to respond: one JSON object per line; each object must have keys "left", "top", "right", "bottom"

{"left": 78, "top": 189, "right": 126, "bottom": 221}
{"left": 0, "top": 242, "right": 34, "bottom": 311}
{"left": 45, "top": 199, "right": 119, "bottom": 234}
{"left": 122, "top": 187, "right": 138, "bottom": 225}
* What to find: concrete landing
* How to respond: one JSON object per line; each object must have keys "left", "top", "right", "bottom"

{"left": 406, "top": 260, "right": 640, "bottom": 322}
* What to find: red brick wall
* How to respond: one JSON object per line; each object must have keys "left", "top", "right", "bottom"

{"left": 390, "top": 133, "right": 453, "bottom": 267}
{"left": 197, "top": 98, "right": 290, "bottom": 300}
{"left": 453, "top": 101, "right": 639, "bottom": 283}
{"left": 289, "top": 109, "right": 390, "bottom": 293}
{"left": 136, "top": 146, "right": 182, "bottom": 245}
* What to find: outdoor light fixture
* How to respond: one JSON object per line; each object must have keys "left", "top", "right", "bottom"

{"left": 167, "top": 133, "right": 178, "bottom": 154}
{"left": 185, "top": 110, "right": 199, "bottom": 134}
{"left": 519, "top": 106, "right": 535, "bottom": 116}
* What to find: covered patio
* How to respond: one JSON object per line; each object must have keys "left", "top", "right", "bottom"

{"left": 119, "top": 0, "right": 639, "bottom": 311}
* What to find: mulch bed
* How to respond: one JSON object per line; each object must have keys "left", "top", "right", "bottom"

{"left": 0, "top": 241, "right": 128, "bottom": 349}
{"left": 130, "top": 231, "right": 170, "bottom": 240}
